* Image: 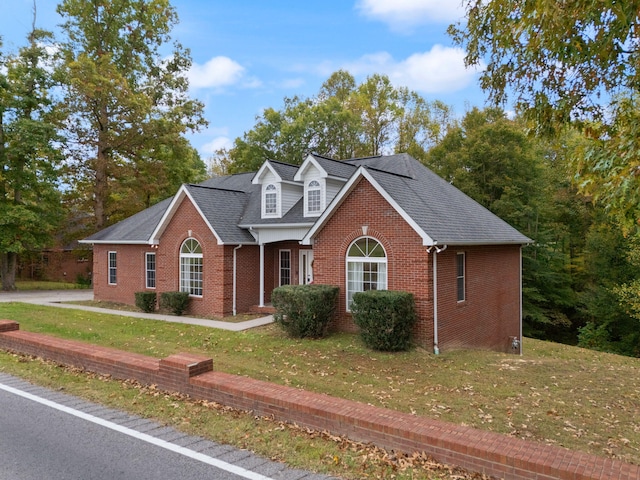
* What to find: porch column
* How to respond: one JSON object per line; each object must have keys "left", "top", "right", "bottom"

{"left": 259, "top": 243, "right": 265, "bottom": 307}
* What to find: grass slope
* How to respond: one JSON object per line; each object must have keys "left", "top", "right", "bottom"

{"left": 0, "top": 302, "right": 638, "bottom": 478}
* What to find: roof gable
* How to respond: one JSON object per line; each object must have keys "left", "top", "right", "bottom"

{"left": 150, "top": 184, "right": 256, "bottom": 245}
{"left": 303, "top": 155, "right": 532, "bottom": 247}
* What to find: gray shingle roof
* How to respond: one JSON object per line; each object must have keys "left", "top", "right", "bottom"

{"left": 310, "top": 153, "right": 358, "bottom": 178}
{"left": 363, "top": 157, "right": 531, "bottom": 245}
{"left": 184, "top": 185, "right": 256, "bottom": 243}
{"left": 83, "top": 153, "right": 530, "bottom": 246}
{"left": 83, "top": 197, "right": 173, "bottom": 243}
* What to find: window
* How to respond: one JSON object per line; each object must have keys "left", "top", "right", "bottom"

{"left": 108, "top": 251, "right": 117, "bottom": 285}
{"left": 279, "top": 250, "right": 291, "bottom": 286}
{"left": 457, "top": 252, "right": 465, "bottom": 302}
{"left": 307, "top": 180, "right": 321, "bottom": 214}
{"left": 265, "top": 183, "right": 277, "bottom": 216}
{"left": 346, "top": 237, "right": 387, "bottom": 309}
{"left": 180, "top": 238, "right": 203, "bottom": 296}
{"left": 145, "top": 252, "right": 156, "bottom": 289}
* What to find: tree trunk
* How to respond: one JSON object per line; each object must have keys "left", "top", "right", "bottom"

{"left": 94, "top": 103, "right": 109, "bottom": 230}
{"left": 1, "top": 252, "right": 17, "bottom": 291}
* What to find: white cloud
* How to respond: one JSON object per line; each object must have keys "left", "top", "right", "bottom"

{"left": 338, "top": 45, "right": 483, "bottom": 94}
{"left": 188, "top": 56, "right": 245, "bottom": 89}
{"left": 200, "top": 136, "right": 233, "bottom": 156}
{"left": 356, "top": 0, "right": 465, "bottom": 29}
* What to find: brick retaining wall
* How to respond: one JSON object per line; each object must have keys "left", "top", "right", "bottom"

{"left": 0, "top": 320, "right": 637, "bottom": 480}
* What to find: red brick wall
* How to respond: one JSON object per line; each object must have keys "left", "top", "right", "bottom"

{"left": 313, "top": 178, "right": 434, "bottom": 339}
{"left": 1, "top": 321, "right": 636, "bottom": 480}
{"left": 436, "top": 245, "right": 522, "bottom": 353}
{"left": 92, "top": 196, "right": 266, "bottom": 317}
{"left": 312, "top": 178, "right": 522, "bottom": 353}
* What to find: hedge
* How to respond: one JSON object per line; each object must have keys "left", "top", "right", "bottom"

{"left": 351, "top": 290, "right": 417, "bottom": 351}
{"left": 272, "top": 284, "right": 339, "bottom": 338}
{"left": 134, "top": 291, "right": 156, "bottom": 313}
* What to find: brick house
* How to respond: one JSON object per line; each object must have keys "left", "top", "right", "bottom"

{"left": 81, "top": 153, "right": 531, "bottom": 353}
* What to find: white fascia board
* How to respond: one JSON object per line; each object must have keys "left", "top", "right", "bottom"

{"left": 149, "top": 185, "right": 224, "bottom": 245}
{"left": 78, "top": 239, "right": 150, "bottom": 245}
{"left": 293, "top": 154, "right": 326, "bottom": 182}
{"left": 238, "top": 222, "right": 314, "bottom": 229}
{"left": 301, "top": 167, "right": 436, "bottom": 246}
{"left": 251, "top": 161, "right": 281, "bottom": 185}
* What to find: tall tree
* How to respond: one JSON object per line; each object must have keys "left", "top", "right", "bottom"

{"left": 226, "top": 71, "right": 453, "bottom": 173}
{"left": 56, "top": 0, "right": 207, "bottom": 232}
{"left": 0, "top": 28, "right": 63, "bottom": 290}
{"left": 425, "top": 108, "right": 581, "bottom": 339}
{"left": 449, "top": 0, "right": 640, "bottom": 230}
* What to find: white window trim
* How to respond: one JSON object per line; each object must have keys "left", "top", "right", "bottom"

{"left": 108, "top": 251, "right": 117, "bottom": 285}
{"left": 145, "top": 252, "right": 156, "bottom": 289}
{"left": 305, "top": 179, "right": 323, "bottom": 217}
{"left": 180, "top": 238, "right": 203, "bottom": 297}
{"left": 263, "top": 183, "right": 280, "bottom": 218}
{"left": 345, "top": 237, "right": 387, "bottom": 311}
{"left": 279, "top": 249, "right": 291, "bottom": 286}
{"left": 457, "top": 252, "right": 466, "bottom": 303}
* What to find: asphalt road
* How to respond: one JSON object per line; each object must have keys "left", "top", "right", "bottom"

{"left": 0, "top": 373, "right": 334, "bottom": 480}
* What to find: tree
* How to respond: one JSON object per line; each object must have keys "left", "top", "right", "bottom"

{"left": 226, "top": 71, "right": 453, "bottom": 173}
{"left": 450, "top": 1, "right": 640, "bottom": 230}
{"left": 425, "top": 108, "right": 581, "bottom": 339}
{"left": 0, "top": 28, "right": 63, "bottom": 290}
{"left": 56, "top": 0, "right": 207, "bottom": 232}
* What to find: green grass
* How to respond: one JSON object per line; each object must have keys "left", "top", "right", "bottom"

{"left": 15, "top": 280, "right": 89, "bottom": 290}
{"left": 1, "top": 302, "right": 639, "bottom": 478}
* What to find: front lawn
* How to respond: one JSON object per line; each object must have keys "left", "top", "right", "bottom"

{"left": 0, "top": 302, "right": 638, "bottom": 477}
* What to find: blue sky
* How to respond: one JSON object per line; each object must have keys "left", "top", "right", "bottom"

{"left": 0, "top": 0, "right": 489, "bottom": 160}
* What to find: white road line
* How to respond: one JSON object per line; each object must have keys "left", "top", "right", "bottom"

{"left": 0, "top": 381, "right": 275, "bottom": 480}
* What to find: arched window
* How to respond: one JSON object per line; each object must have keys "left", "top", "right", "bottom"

{"left": 307, "top": 180, "right": 322, "bottom": 214}
{"left": 180, "top": 238, "right": 203, "bottom": 296}
{"left": 264, "top": 183, "right": 278, "bottom": 215}
{"left": 346, "top": 237, "right": 387, "bottom": 309}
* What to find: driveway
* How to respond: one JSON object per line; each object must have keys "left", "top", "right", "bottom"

{"left": 0, "top": 290, "right": 273, "bottom": 331}
{"left": 0, "top": 289, "right": 94, "bottom": 304}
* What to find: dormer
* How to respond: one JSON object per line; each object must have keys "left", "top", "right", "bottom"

{"left": 252, "top": 160, "right": 302, "bottom": 219}
{"left": 295, "top": 153, "right": 353, "bottom": 218}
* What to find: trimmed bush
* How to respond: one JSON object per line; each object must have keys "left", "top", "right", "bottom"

{"left": 272, "top": 284, "right": 339, "bottom": 338}
{"left": 134, "top": 291, "right": 157, "bottom": 313}
{"left": 160, "top": 291, "right": 190, "bottom": 316}
{"left": 351, "top": 290, "right": 417, "bottom": 351}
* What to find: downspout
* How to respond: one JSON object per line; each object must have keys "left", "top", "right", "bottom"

{"left": 259, "top": 243, "right": 265, "bottom": 307}
{"left": 519, "top": 245, "right": 523, "bottom": 356}
{"left": 233, "top": 245, "right": 242, "bottom": 316}
{"left": 427, "top": 244, "right": 447, "bottom": 355}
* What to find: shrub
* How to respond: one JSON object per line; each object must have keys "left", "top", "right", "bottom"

{"left": 134, "top": 291, "right": 156, "bottom": 313}
{"left": 272, "top": 284, "right": 339, "bottom": 338}
{"left": 160, "top": 291, "right": 190, "bottom": 316}
{"left": 351, "top": 290, "right": 417, "bottom": 351}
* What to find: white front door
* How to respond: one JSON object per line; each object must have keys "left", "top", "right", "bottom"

{"left": 299, "top": 250, "right": 314, "bottom": 285}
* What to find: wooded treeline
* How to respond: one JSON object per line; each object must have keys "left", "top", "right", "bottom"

{"left": 0, "top": 0, "right": 207, "bottom": 290}
{"left": 2, "top": 1, "right": 639, "bottom": 356}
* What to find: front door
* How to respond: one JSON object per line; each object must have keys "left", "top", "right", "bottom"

{"left": 299, "top": 250, "right": 314, "bottom": 285}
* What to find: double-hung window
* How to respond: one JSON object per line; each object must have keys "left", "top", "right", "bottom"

{"left": 346, "top": 237, "right": 387, "bottom": 309}
{"left": 307, "top": 180, "right": 321, "bottom": 215}
{"left": 264, "top": 184, "right": 277, "bottom": 216}
{"left": 456, "top": 252, "right": 465, "bottom": 302}
{"left": 180, "top": 238, "right": 203, "bottom": 296}
{"left": 108, "top": 251, "right": 117, "bottom": 285}
{"left": 279, "top": 250, "right": 291, "bottom": 286}
{"left": 145, "top": 252, "right": 156, "bottom": 289}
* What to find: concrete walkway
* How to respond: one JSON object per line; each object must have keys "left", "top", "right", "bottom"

{"left": 0, "top": 290, "right": 274, "bottom": 332}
